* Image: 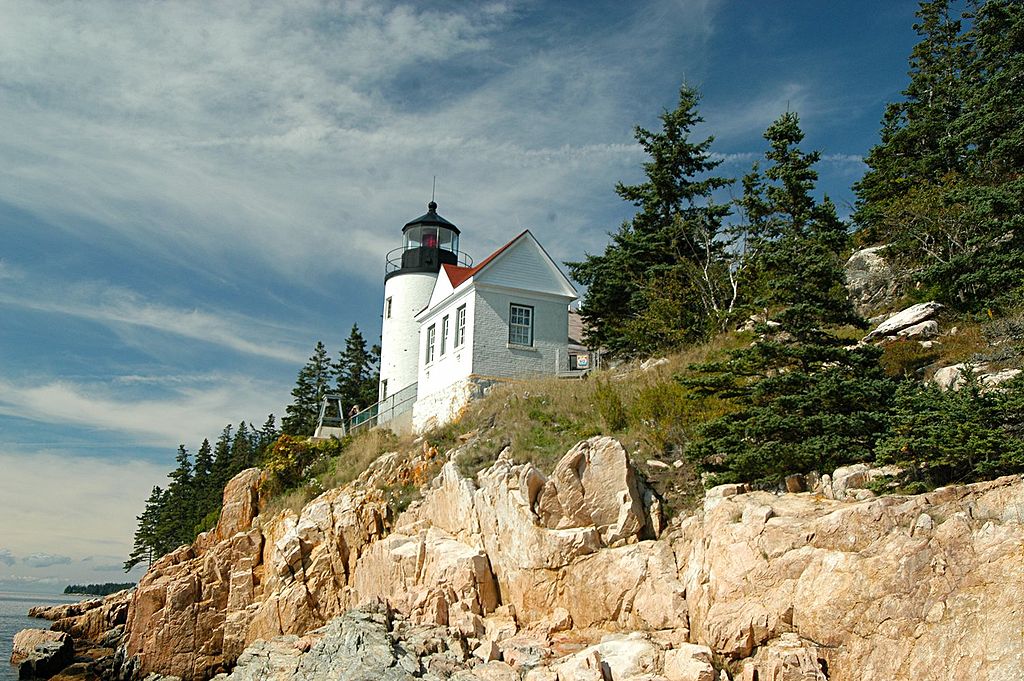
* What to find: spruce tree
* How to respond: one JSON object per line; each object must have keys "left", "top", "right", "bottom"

{"left": 193, "top": 438, "right": 214, "bottom": 521}
{"left": 876, "top": 374, "right": 1024, "bottom": 487}
{"left": 160, "top": 445, "right": 195, "bottom": 547}
{"left": 334, "top": 324, "right": 379, "bottom": 413}
{"left": 283, "top": 341, "right": 333, "bottom": 435}
{"left": 685, "top": 113, "right": 894, "bottom": 486}
{"left": 934, "top": 0, "right": 1024, "bottom": 309}
{"left": 230, "top": 421, "right": 253, "bottom": 472}
{"left": 854, "top": 0, "right": 968, "bottom": 242}
{"left": 853, "top": 0, "right": 1024, "bottom": 310}
{"left": 567, "top": 84, "right": 734, "bottom": 356}
{"left": 257, "top": 413, "right": 279, "bottom": 455}
{"left": 211, "top": 423, "right": 234, "bottom": 490}
{"left": 123, "top": 486, "right": 164, "bottom": 571}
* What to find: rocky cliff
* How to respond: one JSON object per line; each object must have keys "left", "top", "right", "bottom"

{"left": 116, "top": 436, "right": 1024, "bottom": 681}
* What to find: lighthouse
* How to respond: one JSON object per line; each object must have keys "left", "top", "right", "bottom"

{"left": 378, "top": 201, "right": 467, "bottom": 404}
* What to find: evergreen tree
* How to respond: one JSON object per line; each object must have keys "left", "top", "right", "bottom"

{"left": 123, "top": 486, "right": 164, "bottom": 571}
{"left": 193, "top": 438, "right": 215, "bottom": 522}
{"left": 211, "top": 423, "right": 234, "bottom": 490}
{"left": 684, "top": 113, "right": 894, "bottom": 486}
{"left": 876, "top": 374, "right": 1024, "bottom": 488}
{"left": 257, "top": 413, "right": 279, "bottom": 455}
{"left": 567, "top": 85, "right": 734, "bottom": 356}
{"left": 159, "top": 445, "right": 195, "bottom": 548}
{"left": 854, "top": 0, "right": 968, "bottom": 242}
{"left": 334, "top": 324, "right": 379, "bottom": 412}
{"left": 229, "top": 421, "right": 253, "bottom": 472}
{"left": 932, "top": 0, "right": 1024, "bottom": 309}
{"left": 283, "top": 341, "right": 333, "bottom": 435}
{"left": 854, "top": 0, "right": 1024, "bottom": 310}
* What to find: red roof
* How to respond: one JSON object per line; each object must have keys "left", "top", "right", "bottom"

{"left": 443, "top": 265, "right": 475, "bottom": 288}
{"left": 442, "top": 230, "right": 529, "bottom": 288}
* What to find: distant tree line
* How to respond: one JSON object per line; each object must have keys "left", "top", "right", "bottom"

{"left": 64, "top": 582, "right": 135, "bottom": 596}
{"left": 125, "top": 324, "right": 380, "bottom": 571}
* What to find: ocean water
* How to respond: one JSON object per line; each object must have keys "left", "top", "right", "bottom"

{"left": 1, "top": 591, "right": 81, "bottom": 681}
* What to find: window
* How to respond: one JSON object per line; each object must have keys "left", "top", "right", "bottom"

{"left": 440, "top": 315, "right": 449, "bottom": 355}
{"left": 455, "top": 305, "right": 467, "bottom": 347}
{"left": 509, "top": 304, "right": 534, "bottom": 346}
{"left": 384, "top": 297, "right": 392, "bottom": 319}
{"left": 422, "top": 227, "right": 438, "bottom": 249}
{"left": 425, "top": 325, "right": 436, "bottom": 363}
{"left": 381, "top": 379, "right": 388, "bottom": 400}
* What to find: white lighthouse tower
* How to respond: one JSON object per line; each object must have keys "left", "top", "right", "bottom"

{"left": 378, "top": 201, "right": 466, "bottom": 405}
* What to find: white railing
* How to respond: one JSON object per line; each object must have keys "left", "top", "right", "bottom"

{"left": 347, "top": 382, "right": 418, "bottom": 434}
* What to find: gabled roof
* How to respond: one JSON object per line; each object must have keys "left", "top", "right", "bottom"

{"left": 443, "top": 264, "right": 476, "bottom": 288}
{"left": 418, "top": 230, "right": 577, "bottom": 321}
{"left": 440, "top": 230, "right": 528, "bottom": 288}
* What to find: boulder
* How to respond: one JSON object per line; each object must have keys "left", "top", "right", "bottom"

{"left": 50, "top": 588, "right": 133, "bottom": 641}
{"left": 933, "top": 363, "right": 969, "bottom": 390}
{"left": 829, "top": 464, "right": 871, "bottom": 500}
{"left": 783, "top": 474, "right": 806, "bottom": 493}
{"left": 10, "top": 629, "right": 72, "bottom": 664}
{"left": 555, "top": 634, "right": 661, "bottom": 680}
{"left": 845, "top": 245, "right": 899, "bottom": 314}
{"left": 535, "top": 437, "right": 648, "bottom": 546}
{"left": 981, "top": 368, "right": 1022, "bottom": 388}
{"left": 14, "top": 632, "right": 75, "bottom": 679}
{"left": 865, "top": 301, "right": 943, "bottom": 340}
{"left": 895, "top": 319, "right": 939, "bottom": 339}
{"left": 663, "top": 643, "right": 715, "bottom": 681}
{"left": 738, "top": 634, "right": 826, "bottom": 681}
{"left": 933, "top": 363, "right": 1023, "bottom": 391}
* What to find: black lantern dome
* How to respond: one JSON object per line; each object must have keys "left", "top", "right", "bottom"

{"left": 386, "top": 202, "right": 467, "bottom": 280}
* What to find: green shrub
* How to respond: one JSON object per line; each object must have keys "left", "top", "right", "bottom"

{"left": 874, "top": 375, "right": 1024, "bottom": 487}
{"left": 261, "top": 434, "right": 344, "bottom": 497}
{"left": 594, "top": 378, "right": 627, "bottom": 432}
{"left": 629, "top": 381, "right": 690, "bottom": 452}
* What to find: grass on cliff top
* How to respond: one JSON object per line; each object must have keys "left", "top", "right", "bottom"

{"left": 438, "top": 331, "right": 751, "bottom": 517}
{"left": 260, "top": 332, "right": 747, "bottom": 521}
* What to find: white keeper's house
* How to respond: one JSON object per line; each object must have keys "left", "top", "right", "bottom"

{"left": 372, "top": 201, "right": 580, "bottom": 433}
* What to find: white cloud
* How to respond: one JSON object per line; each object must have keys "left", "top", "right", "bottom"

{"left": 22, "top": 553, "right": 72, "bottom": 568}
{"left": 0, "top": 374, "right": 287, "bottom": 447}
{"left": 0, "top": 279, "right": 307, "bottom": 364}
{"left": 0, "top": 449, "right": 168, "bottom": 579}
{"left": 0, "top": 548, "right": 15, "bottom": 566}
{"left": 0, "top": 0, "right": 719, "bottom": 286}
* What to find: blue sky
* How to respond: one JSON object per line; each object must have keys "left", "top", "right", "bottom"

{"left": 0, "top": 0, "right": 921, "bottom": 591}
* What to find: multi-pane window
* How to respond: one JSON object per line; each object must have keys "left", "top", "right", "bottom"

{"left": 384, "top": 297, "right": 392, "bottom": 319}
{"left": 455, "top": 305, "right": 467, "bottom": 347}
{"left": 440, "top": 315, "right": 449, "bottom": 355}
{"left": 509, "top": 304, "right": 534, "bottom": 346}
{"left": 425, "top": 324, "right": 436, "bottom": 363}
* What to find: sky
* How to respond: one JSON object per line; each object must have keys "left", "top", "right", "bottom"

{"left": 0, "top": 0, "right": 923, "bottom": 592}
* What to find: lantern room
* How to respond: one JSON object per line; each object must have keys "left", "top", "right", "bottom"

{"left": 385, "top": 201, "right": 471, "bottom": 279}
